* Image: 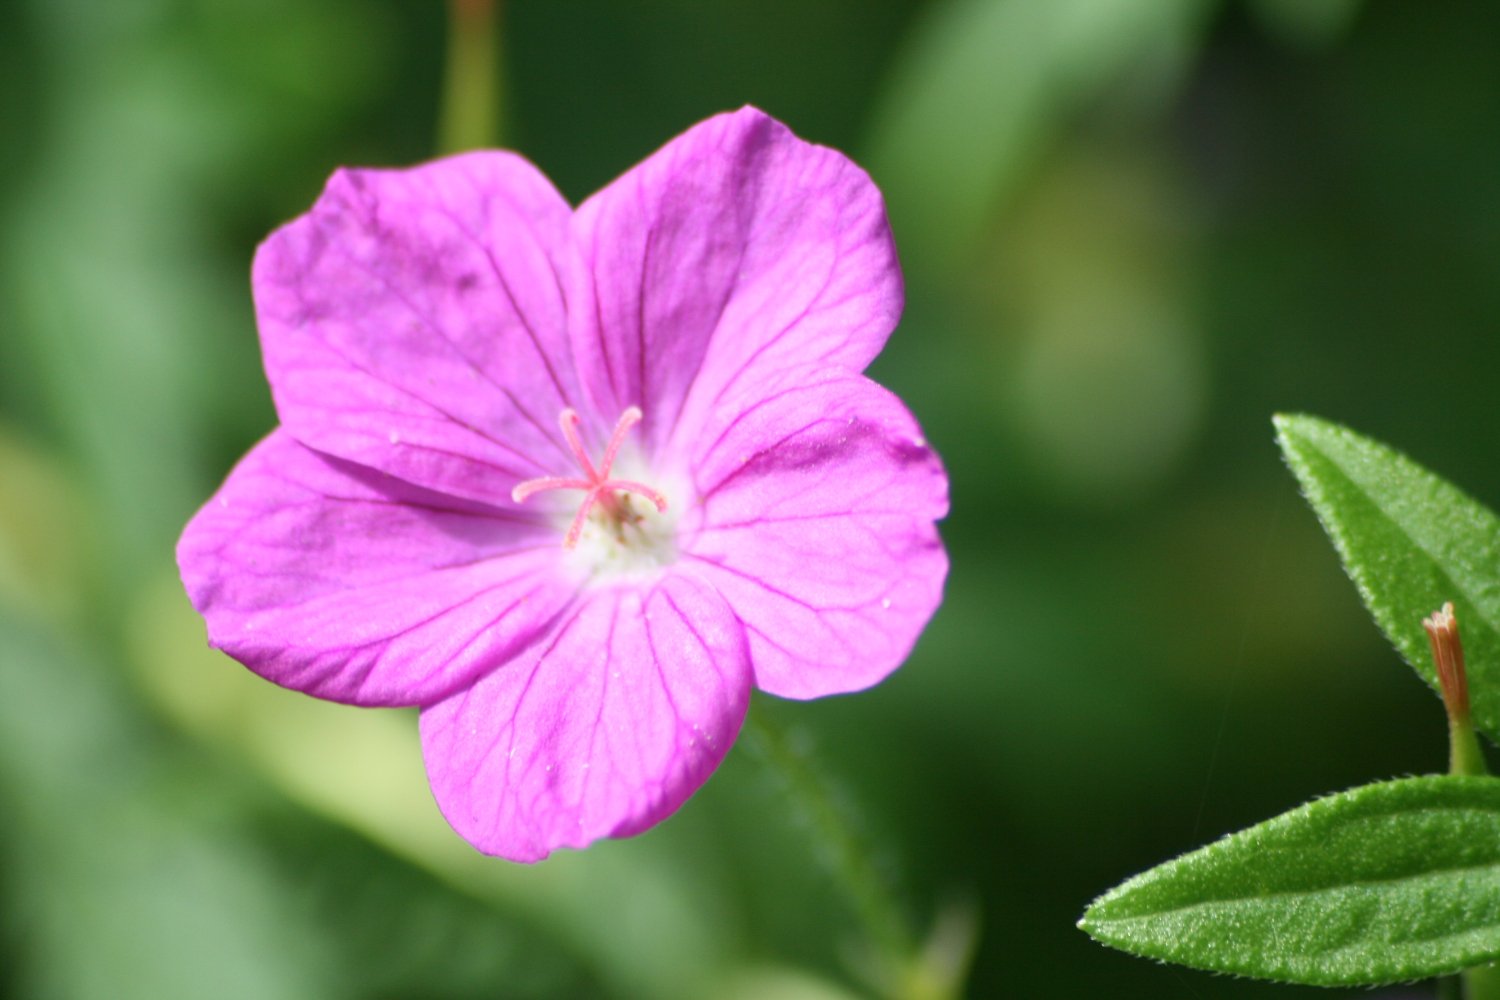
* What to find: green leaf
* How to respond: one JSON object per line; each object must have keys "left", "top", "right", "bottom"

{"left": 866, "top": 0, "right": 1211, "bottom": 280}
{"left": 1275, "top": 413, "right": 1500, "bottom": 741}
{"left": 1080, "top": 775, "right": 1500, "bottom": 985}
{"left": 0, "top": 602, "right": 604, "bottom": 1000}
{"left": 1248, "top": 0, "right": 1365, "bottom": 49}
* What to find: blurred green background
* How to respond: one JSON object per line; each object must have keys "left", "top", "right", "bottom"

{"left": 1, "top": 0, "right": 1493, "bottom": 996}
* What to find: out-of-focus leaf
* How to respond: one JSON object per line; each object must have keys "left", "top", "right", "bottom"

{"left": 251, "top": 804, "right": 608, "bottom": 1000}
{"left": 717, "top": 966, "right": 868, "bottom": 1000}
{"left": 0, "top": 610, "right": 334, "bottom": 1000}
{"left": 0, "top": 424, "right": 94, "bottom": 622}
{"left": 1275, "top": 414, "right": 1500, "bottom": 741}
{"left": 126, "top": 572, "right": 742, "bottom": 1000}
{"left": 993, "top": 143, "right": 1205, "bottom": 504}
{"left": 2, "top": 0, "right": 388, "bottom": 602}
{"left": 867, "top": 0, "right": 1212, "bottom": 278}
{"left": 1, "top": 601, "right": 606, "bottom": 1000}
{"left": 1249, "top": 0, "right": 1365, "bottom": 49}
{"left": 1081, "top": 775, "right": 1500, "bottom": 985}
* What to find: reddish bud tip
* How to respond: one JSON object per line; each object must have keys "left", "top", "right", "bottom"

{"left": 1424, "top": 601, "right": 1470, "bottom": 724}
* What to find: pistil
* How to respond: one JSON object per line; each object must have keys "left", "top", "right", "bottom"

{"left": 513, "top": 406, "right": 668, "bottom": 548}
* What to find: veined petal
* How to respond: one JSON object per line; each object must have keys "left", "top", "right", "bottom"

{"left": 255, "top": 151, "right": 583, "bottom": 506}
{"left": 682, "top": 372, "right": 947, "bottom": 699}
{"left": 569, "top": 106, "right": 902, "bottom": 457}
{"left": 177, "top": 431, "right": 579, "bottom": 707}
{"left": 419, "top": 574, "right": 750, "bottom": 862}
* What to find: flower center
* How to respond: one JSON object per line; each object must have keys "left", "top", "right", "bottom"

{"left": 512, "top": 406, "right": 669, "bottom": 550}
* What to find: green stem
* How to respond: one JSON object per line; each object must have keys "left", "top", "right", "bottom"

{"left": 437, "top": 0, "right": 503, "bottom": 153}
{"left": 1446, "top": 688, "right": 1494, "bottom": 999}
{"left": 1466, "top": 963, "right": 1500, "bottom": 1000}
{"left": 1461, "top": 724, "right": 1500, "bottom": 1000}
{"left": 1450, "top": 714, "right": 1488, "bottom": 779}
{"left": 1425, "top": 604, "right": 1498, "bottom": 1000}
{"left": 741, "top": 711, "right": 977, "bottom": 998}
{"left": 741, "top": 707, "right": 922, "bottom": 997}
{"left": 742, "top": 708, "right": 913, "bottom": 955}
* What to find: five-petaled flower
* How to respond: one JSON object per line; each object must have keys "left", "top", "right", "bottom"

{"left": 177, "top": 107, "right": 949, "bottom": 862}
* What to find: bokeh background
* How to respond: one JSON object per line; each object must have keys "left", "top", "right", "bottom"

{"left": 1, "top": 1, "right": 1495, "bottom": 997}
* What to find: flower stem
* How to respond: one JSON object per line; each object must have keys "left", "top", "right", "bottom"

{"left": 437, "top": 0, "right": 503, "bottom": 153}
{"left": 1455, "top": 712, "right": 1499, "bottom": 1000}
{"left": 1466, "top": 964, "right": 1500, "bottom": 1000}
{"left": 1451, "top": 716, "right": 1488, "bottom": 779}
{"left": 742, "top": 707, "right": 971, "bottom": 1000}
{"left": 1424, "top": 604, "right": 1499, "bottom": 1000}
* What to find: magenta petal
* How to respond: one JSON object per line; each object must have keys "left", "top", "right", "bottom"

{"left": 179, "top": 110, "right": 948, "bottom": 862}
{"left": 569, "top": 107, "right": 903, "bottom": 455}
{"left": 683, "top": 372, "right": 948, "bottom": 699}
{"left": 419, "top": 574, "right": 750, "bottom": 862}
{"left": 254, "top": 151, "right": 583, "bottom": 506}
{"left": 177, "top": 431, "right": 579, "bottom": 707}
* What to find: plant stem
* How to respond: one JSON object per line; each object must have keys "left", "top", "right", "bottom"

{"left": 742, "top": 707, "right": 935, "bottom": 999}
{"left": 1466, "top": 963, "right": 1500, "bottom": 1000}
{"left": 437, "top": 0, "right": 503, "bottom": 153}
{"left": 1425, "top": 604, "right": 1498, "bottom": 1000}
{"left": 741, "top": 707, "right": 972, "bottom": 1000}
{"left": 1451, "top": 718, "right": 1488, "bottom": 778}
{"left": 1438, "top": 618, "right": 1492, "bottom": 1000}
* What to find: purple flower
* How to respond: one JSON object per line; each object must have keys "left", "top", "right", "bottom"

{"left": 178, "top": 108, "right": 948, "bottom": 862}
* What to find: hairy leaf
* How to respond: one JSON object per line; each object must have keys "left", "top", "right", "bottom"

{"left": 1275, "top": 413, "right": 1500, "bottom": 741}
{"left": 1080, "top": 775, "right": 1500, "bottom": 985}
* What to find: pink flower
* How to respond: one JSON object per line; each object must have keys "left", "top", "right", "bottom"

{"left": 177, "top": 108, "right": 948, "bottom": 862}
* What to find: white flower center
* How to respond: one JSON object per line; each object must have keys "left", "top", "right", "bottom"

{"left": 512, "top": 406, "right": 678, "bottom": 575}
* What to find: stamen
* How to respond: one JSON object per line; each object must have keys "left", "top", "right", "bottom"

{"left": 563, "top": 499, "right": 596, "bottom": 550}
{"left": 511, "top": 476, "right": 591, "bottom": 503}
{"left": 510, "top": 406, "right": 668, "bottom": 548}
{"left": 558, "top": 408, "right": 599, "bottom": 481}
{"left": 599, "top": 479, "right": 668, "bottom": 512}
{"left": 600, "top": 406, "right": 643, "bottom": 476}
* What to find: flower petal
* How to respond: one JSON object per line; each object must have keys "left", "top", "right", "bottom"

{"left": 177, "top": 431, "right": 579, "bottom": 707}
{"left": 682, "top": 372, "right": 948, "bottom": 699}
{"left": 254, "top": 151, "right": 583, "bottom": 506}
{"left": 419, "top": 574, "right": 750, "bottom": 862}
{"left": 569, "top": 106, "right": 902, "bottom": 457}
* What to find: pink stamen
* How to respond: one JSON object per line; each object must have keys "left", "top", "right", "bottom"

{"left": 511, "top": 406, "right": 668, "bottom": 548}
{"left": 511, "top": 476, "right": 592, "bottom": 503}
{"left": 558, "top": 409, "right": 599, "bottom": 482}
{"left": 599, "top": 406, "right": 643, "bottom": 475}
